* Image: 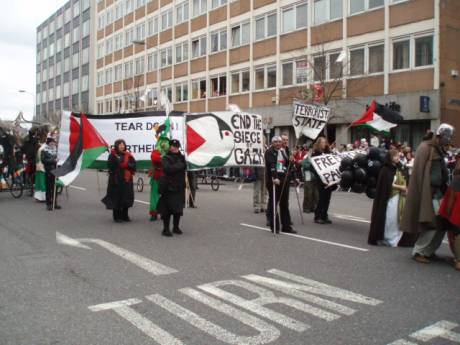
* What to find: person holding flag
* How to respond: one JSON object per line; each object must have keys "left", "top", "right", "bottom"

{"left": 41, "top": 136, "right": 60, "bottom": 210}
{"left": 105, "top": 139, "right": 136, "bottom": 222}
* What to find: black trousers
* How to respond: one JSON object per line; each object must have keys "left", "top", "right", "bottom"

{"left": 315, "top": 183, "right": 332, "bottom": 221}
{"left": 45, "top": 171, "right": 57, "bottom": 207}
{"left": 267, "top": 180, "right": 290, "bottom": 231}
{"left": 162, "top": 212, "right": 180, "bottom": 230}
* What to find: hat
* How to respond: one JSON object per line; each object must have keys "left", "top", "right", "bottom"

{"left": 436, "top": 123, "right": 454, "bottom": 136}
{"left": 170, "top": 139, "right": 181, "bottom": 148}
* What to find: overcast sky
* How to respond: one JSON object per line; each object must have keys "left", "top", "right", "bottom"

{"left": 0, "top": 0, "right": 67, "bottom": 122}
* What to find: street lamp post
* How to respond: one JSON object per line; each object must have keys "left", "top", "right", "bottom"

{"left": 18, "top": 90, "right": 36, "bottom": 122}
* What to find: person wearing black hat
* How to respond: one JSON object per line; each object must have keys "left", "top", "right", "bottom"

{"left": 158, "top": 139, "right": 186, "bottom": 237}
{"left": 41, "top": 136, "right": 60, "bottom": 210}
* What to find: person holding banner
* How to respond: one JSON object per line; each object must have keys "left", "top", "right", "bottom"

{"left": 312, "top": 137, "right": 333, "bottom": 224}
{"left": 158, "top": 139, "right": 186, "bottom": 237}
{"left": 105, "top": 139, "right": 136, "bottom": 223}
{"left": 265, "top": 136, "right": 296, "bottom": 234}
{"left": 41, "top": 136, "right": 60, "bottom": 211}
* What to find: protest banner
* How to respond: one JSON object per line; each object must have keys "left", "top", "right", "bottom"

{"left": 310, "top": 150, "right": 368, "bottom": 186}
{"left": 186, "top": 112, "right": 264, "bottom": 170}
{"left": 58, "top": 111, "right": 185, "bottom": 169}
{"left": 292, "top": 101, "right": 331, "bottom": 140}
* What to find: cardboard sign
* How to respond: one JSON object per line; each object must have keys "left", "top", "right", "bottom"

{"left": 292, "top": 101, "right": 330, "bottom": 140}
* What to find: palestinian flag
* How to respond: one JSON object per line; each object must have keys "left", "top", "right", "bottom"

{"left": 351, "top": 100, "right": 403, "bottom": 133}
{"left": 186, "top": 113, "right": 235, "bottom": 170}
{"left": 53, "top": 113, "right": 108, "bottom": 186}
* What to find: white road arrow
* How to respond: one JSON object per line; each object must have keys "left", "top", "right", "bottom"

{"left": 56, "top": 232, "right": 178, "bottom": 276}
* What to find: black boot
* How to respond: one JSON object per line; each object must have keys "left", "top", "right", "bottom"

{"left": 162, "top": 214, "right": 173, "bottom": 237}
{"left": 121, "top": 207, "right": 131, "bottom": 222}
{"left": 113, "top": 209, "right": 123, "bottom": 223}
{"left": 172, "top": 214, "right": 182, "bottom": 234}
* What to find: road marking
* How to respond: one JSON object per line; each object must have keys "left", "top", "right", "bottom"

{"left": 89, "top": 298, "right": 184, "bottom": 345}
{"left": 57, "top": 232, "right": 177, "bottom": 276}
{"left": 89, "top": 269, "right": 381, "bottom": 345}
{"left": 240, "top": 223, "right": 369, "bottom": 252}
{"left": 135, "top": 199, "right": 150, "bottom": 205}
{"left": 69, "top": 185, "right": 87, "bottom": 191}
{"left": 56, "top": 232, "right": 91, "bottom": 249}
{"left": 331, "top": 213, "right": 371, "bottom": 223}
{"left": 387, "top": 320, "right": 460, "bottom": 344}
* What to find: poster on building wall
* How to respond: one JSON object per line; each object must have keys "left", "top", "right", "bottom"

{"left": 58, "top": 111, "right": 185, "bottom": 169}
{"left": 186, "top": 112, "right": 265, "bottom": 170}
{"left": 292, "top": 101, "right": 331, "bottom": 140}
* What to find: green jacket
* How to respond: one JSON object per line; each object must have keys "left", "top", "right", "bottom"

{"left": 301, "top": 156, "right": 317, "bottom": 182}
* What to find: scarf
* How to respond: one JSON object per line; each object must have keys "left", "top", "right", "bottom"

{"left": 113, "top": 149, "right": 134, "bottom": 182}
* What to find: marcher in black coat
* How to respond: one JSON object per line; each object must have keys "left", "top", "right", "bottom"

{"left": 103, "top": 139, "right": 136, "bottom": 222}
{"left": 158, "top": 139, "right": 186, "bottom": 237}
{"left": 312, "top": 136, "right": 333, "bottom": 224}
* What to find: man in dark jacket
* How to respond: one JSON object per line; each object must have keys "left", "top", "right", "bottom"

{"left": 158, "top": 139, "right": 186, "bottom": 237}
{"left": 41, "top": 136, "right": 60, "bottom": 211}
{"left": 265, "top": 136, "right": 296, "bottom": 234}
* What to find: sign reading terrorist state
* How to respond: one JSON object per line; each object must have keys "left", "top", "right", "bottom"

{"left": 292, "top": 101, "right": 331, "bottom": 140}
{"left": 186, "top": 112, "right": 264, "bottom": 170}
{"left": 58, "top": 111, "right": 185, "bottom": 169}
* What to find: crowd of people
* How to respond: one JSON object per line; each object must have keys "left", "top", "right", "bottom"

{"left": 3, "top": 122, "right": 460, "bottom": 271}
{"left": 256, "top": 124, "right": 460, "bottom": 271}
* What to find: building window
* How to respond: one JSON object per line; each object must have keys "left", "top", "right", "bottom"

{"left": 114, "top": 33, "right": 123, "bottom": 51}
{"left": 192, "top": 36, "right": 207, "bottom": 58}
{"left": 148, "top": 16, "right": 159, "bottom": 36}
{"left": 98, "top": 15, "right": 105, "bottom": 30}
{"left": 329, "top": 53, "right": 342, "bottom": 79}
{"left": 105, "top": 68, "right": 112, "bottom": 84}
{"left": 231, "top": 70, "right": 250, "bottom": 94}
{"left": 160, "top": 47, "right": 173, "bottom": 67}
{"left": 314, "top": 0, "right": 342, "bottom": 24}
{"left": 211, "top": 29, "right": 227, "bottom": 53}
{"left": 135, "top": 56, "right": 145, "bottom": 75}
{"left": 415, "top": 36, "right": 433, "bottom": 67}
{"left": 350, "top": 48, "right": 365, "bottom": 76}
{"left": 255, "top": 12, "right": 277, "bottom": 40}
{"left": 72, "top": 52, "right": 79, "bottom": 69}
{"left": 192, "top": 0, "right": 207, "bottom": 17}
{"left": 136, "top": 23, "right": 145, "bottom": 41}
{"left": 211, "top": 0, "right": 227, "bottom": 9}
{"left": 82, "top": 47, "right": 89, "bottom": 64}
{"left": 255, "top": 65, "right": 276, "bottom": 90}
{"left": 72, "top": 26, "right": 80, "bottom": 43}
{"left": 147, "top": 88, "right": 158, "bottom": 106}
{"left": 210, "top": 74, "right": 227, "bottom": 97}
{"left": 175, "top": 42, "right": 189, "bottom": 63}
{"left": 115, "top": 3, "right": 124, "bottom": 20}
{"left": 281, "top": 60, "right": 309, "bottom": 86}
{"left": 176, "top": 1, "right": 189, "bottom": 24}
{"left": 148, "top": 52, "right": 158, "bottom": 71}
{"left": 106, "top": 7, "right": 113, "bottom": 25}
{"left": 97, "top": 71, "right": 104, "bottom": 86}
{"left": 161, "top": 9, "right": 173, "bottom": 31}
{"left": 124, "top": 60, "right": 134, "bottom": 78}
{"left": 97, "top": 43, "right": 104, "bottom": 59}
{"left": 313, "top": 55, "right": 326, "bottom": 81}
{"left": 369, "top": 44, "right": 384, "bottom": 73}
{"left": 161, "top": 85, "right": 172, "bottom": 102}
{"left": 125, "top": 28, "right": 134, "bottom": 47}
{"left": 114, "top": 64, "right": 123, "bottom": 81}
{"left": 136, "top": 0, "right": 146, "bottom": 8}
{"left": 105, "top": 37, "right": 113, "bottom": 55}
{"left": 231, "top": 22, "right": 250, "bottom": 48}
{"left": 192, "top": 78, "right": 206, "bottom": 99}
{"left": 125, "top": 0, "right": 134, "bottom": 14}
{"left": 350, "top": 0, "right": 383, "bottom": 15}
{"left": 82, "top": 20, "right": 90, "bottom": 38}
{"left": 393, "top": 40, "right": 410, "bottom": 70}
{"left": 175, "top": 82, "right": 188, "bottom": 102}
{"left": 282, "top": 3, "right": 307, "bottom": 34}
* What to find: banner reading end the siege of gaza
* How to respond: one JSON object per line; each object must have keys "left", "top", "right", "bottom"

{"left": 58, "top": 111, "right": 264, "bottom": 170}
{"left": 186, "top": 112, "right": 265, "bottom": 170}
{"left": 292, "top": 101, "right": 331, "bottom": 140}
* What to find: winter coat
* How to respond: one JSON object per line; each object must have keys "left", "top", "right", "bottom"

{"left": 103, "top": 151, "right": 136, "bottom": 210}
{"left": 264, "top": 146, "right": 293, "bottom": 188}
{"left": 157, "top": 151, "right": 186, "bottom": 215}
{"left": 400, "top": 138, "right": 449, "bottom": 234}
{"left": 439, "top": 169, "right": 460, "bottom": 230}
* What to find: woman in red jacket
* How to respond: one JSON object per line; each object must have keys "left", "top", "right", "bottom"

{"left": 439, "top": 153, "right": 460, "bottom": 271}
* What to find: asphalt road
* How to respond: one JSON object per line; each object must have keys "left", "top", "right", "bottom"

{"left": 0, "top": 170, "right": 458, "bottom": 345}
